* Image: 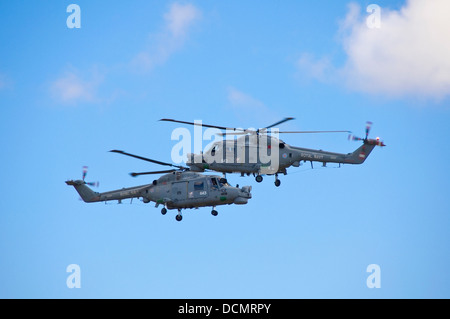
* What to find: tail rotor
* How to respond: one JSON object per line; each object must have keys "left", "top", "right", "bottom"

{"left": 348, "top": 121, "right": 385, "bottom": 147}
{"left": 82, "top": 166, "right": 99, "bottom": 187}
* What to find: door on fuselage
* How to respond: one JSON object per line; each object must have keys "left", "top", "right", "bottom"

{"left": 171, "top": 181, "right": 188, "bottom": 200}
{"left": 188, "top": 179, "right": 208, "bottom": 199}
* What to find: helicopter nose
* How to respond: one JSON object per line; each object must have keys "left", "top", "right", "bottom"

{"left": 233, "top": 197, "right": 248, "bottom": 204}
{"left": 225, "top": 185, "right": 250, "bottom": 204}
{"left": 241, "top": 186, "right": 252, "bottom": 198}
{"left": 233, "top": 186, "right": 252, "bottom": 204}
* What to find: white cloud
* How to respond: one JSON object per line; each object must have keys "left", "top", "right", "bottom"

{"left": 297, "top": 53, "right": 334, "bottom": 83}
{"left": 131, "top": 2, "right": 201, "bottom": 72}
{"left": 0, "top": 73, "right": 12, "bottom": 90}
{"left": 299, "top": 0, "right": 450, "bottom": 100}
{"left": 228, "top": 87, "right": 265, "bottom": 109}
{"left": 165, "top": 2, "right": 201, "bottom": 37}
{"left": 226, "top": 87, "right": 283, "bottom": 126}
{"left": 49, "top": 3, "right": 200, "bottom": 104}
{"left": 50, "top": 69, "right": 103, "bottom": 105}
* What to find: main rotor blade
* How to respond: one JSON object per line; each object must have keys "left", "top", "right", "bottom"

{"left": 264, "top": 117, "right": 295, "bottom": 130}
{"left": 130, "top": 169, "right": 177, "bottom": 177}
{"left": 161, "top": 117, "right": 296, "bottom": 134}
{"left": 159, "top": 118, "right": 246, "bottom": 132}
{"left": 215, "top": 130, "right": 255, "bottom": 136}
{"left": 215, "top": 129, "right": 351, "bottom": 136}
{"left": 110, "top": 150, "right": 187, "bottom": 170}
{"left": 278, "top": 130, "right": 351, "bottom": 134}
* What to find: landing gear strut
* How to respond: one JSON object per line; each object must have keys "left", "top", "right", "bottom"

{"left": 274, "top": 174, "right": 281, "bottom": 187}
{"left": 175, "top": 209, "right": 182, "bottom": 221}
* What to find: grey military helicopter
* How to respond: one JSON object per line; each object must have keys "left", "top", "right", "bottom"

{"left": 65, "top": 150, "right": 252, "bottom": 221}
{"left": 160, "top": 118, "right": 385, "bottom": 187}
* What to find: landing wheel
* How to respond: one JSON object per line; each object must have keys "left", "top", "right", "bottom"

{"left": 161, "top": 207, "right": 167, "bottom": 215}
{"left": 274, "top": 179, "right": 281, "bottom": 187}
{"left": 211, "top": 210, "right": 218, "bottom": 216}
{"left": 255, "top": 175, "right": 263, "bottom": 183}
{"left": 175, "top": 214, "right": 182, "bottom": 222}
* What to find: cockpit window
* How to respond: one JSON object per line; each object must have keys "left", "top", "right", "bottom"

{"left": 219, "top": 178, "right": 229, "bottom": 187}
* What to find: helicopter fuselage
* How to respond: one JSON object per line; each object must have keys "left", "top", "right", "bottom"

{"left": 66, "top": 171, "right": 252, "bottom": 210}
{"left": 186, "top": 135, "right": 378, "bottom": 176}
{"left": 143, "top": 171, "right": 252, "bottom": 209}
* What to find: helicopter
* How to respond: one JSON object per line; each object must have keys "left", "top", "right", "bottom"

{"left": 160, "top": 118, "right": 385, "bottom": 187}
{"left": 65, "top": 151, "right": 252, "bottom": 222}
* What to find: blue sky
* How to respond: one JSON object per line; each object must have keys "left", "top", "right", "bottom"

{"left": 1, "top": 0, "right": 450, "bottom": 298}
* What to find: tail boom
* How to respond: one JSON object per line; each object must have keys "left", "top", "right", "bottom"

{"left": 65, "top": 180, "right": 152, "bottom": 203}
{"left": 289, "top": 140, "right": 381, "bottom": 166}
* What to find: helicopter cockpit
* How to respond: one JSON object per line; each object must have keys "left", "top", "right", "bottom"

{"left": 210, "top": 177, "right": 229, "bottom": 189}
{"left": 219, "top": 177, "right": 229, "bottom": 187}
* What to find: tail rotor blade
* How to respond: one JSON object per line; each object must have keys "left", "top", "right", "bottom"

{"left": 365, "top": 121, "right": 373, "bottom": 139}
{"left": 82, "top": 166, "right": 88, "bottom": 181}
{"left": 348, "top": 134, "right": 363, "bottom": 141}
{"left": 86, "top": 181, "right": 99, "bottom": 187}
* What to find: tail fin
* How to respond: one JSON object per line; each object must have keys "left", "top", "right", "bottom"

{"left": 66, "top": 180, "right": 100, "bottom": 202}
{"left": 345, "top": 144, "right": 376, "bottom": 164}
